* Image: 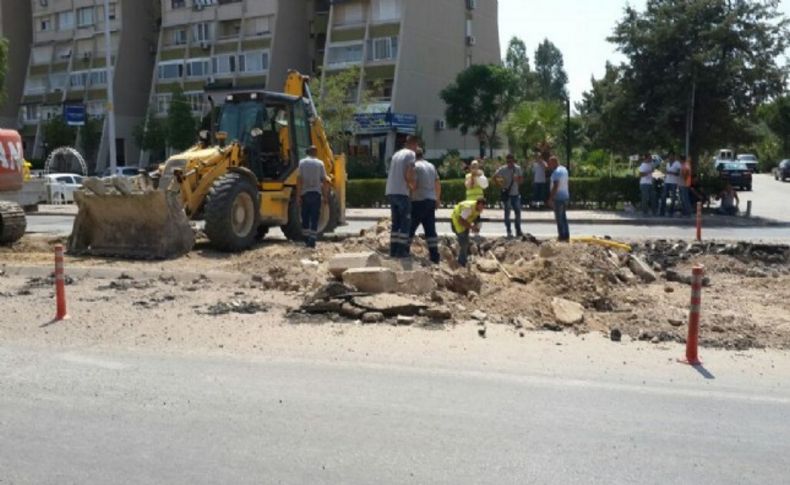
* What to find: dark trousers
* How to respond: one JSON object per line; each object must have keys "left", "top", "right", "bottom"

{"left": 301, "top": 192, "right": 322, "bottom": 248}
{"left": 503, "top": 194, "right": 523, "bottom": 236}
{"left": 553, "top": 200, "right": 570, "bottom": 241}
{"left": 532, "top": 183, "right": 548, "bottom": 206}
{"left": 410, "top": 199, "right": 440, "bottom": 263}
{"left": 640, "top": 184, "right": 655, "bottom": 216}
{"left": 679, "top": 186, "right": 691, "bottom": 216}
{"left": 388, "top": 194, "right": 412, "bottom": 257}
{"left": 453, "top": 227, "right": 471, "bottom": 267}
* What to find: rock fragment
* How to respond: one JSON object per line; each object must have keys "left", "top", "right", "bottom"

{"left": 551, "top": 297, "right": 585, "bottom": 326}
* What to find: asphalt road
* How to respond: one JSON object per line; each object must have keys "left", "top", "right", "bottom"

{"left": 25, "top": 213, "right": 790, "bottom": 242}
{"left": 1, "top": 345, "right": 789, "bottom": 484}
{"left": 746, "top": 173, "right": 789, "bottom": 221}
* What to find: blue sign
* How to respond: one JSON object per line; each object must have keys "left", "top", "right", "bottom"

{"left": 63, "top": 104, "right": 86, "bottom": 126}
{"left": 354, "top": 110, "right": 418, "bottom": 134}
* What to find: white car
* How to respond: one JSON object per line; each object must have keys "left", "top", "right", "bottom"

{"left": 46, "top": 173, "right": 84, "bottom": 204}
{"left": 101, "top": 166, "right": 141, "bottom": 177}
{"left": 736, "top": 154, "right": 759, "bottom": 173}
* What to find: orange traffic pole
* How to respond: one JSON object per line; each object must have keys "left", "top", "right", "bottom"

{"left": 695, "top": 202, "right": 702, "bottom": 242}
{"left": 54, "top": 244, "right": 68, "bottom": 320}
{"left": 680, "top": 265, "right": 704, "bottom": 366}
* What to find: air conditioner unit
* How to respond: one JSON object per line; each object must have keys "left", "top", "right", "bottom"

{"left": 466, "top": 35, "right": 476, "bottom": 46}
{"left": 466, "top": 0, "right": 477, "bottom": 9}
{"left": 435, "top": 119, "right": 447, "bottom": 131}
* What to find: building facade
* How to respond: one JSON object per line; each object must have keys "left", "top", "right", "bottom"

{"left": 0, "top": 0, "right": 33, "bottom": 131}
{"left": 18, "top": 0, "right": 159, "bottom": 170}
{"left": 323, "top": 0, "right": 500, "bottom": 160}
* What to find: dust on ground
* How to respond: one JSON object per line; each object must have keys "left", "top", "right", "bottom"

{"left": 1, "top": 221, "right": 788, "bottom": 351}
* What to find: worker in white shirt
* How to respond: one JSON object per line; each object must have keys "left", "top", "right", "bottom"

{"left": 659, "top": 153, "right": 682, "bottom": 217}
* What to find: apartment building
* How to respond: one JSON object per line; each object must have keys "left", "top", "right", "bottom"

{"left": 0, "top": 0, "right": 33, "bottom": 131}
{"left": 323, "top": 0, "right": 500, "bottom": 160}
{"left": 19, "top": 0, "right": 158, "bottom": 170}
{"left": 149, "top": 0, "right": 325, "bottom": 125}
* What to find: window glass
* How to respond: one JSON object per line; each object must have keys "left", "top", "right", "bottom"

{"left": 219, "top": 101, "right": 267, "bottom": 145}
{"left": 213, "top": 54, "right": 236, "bottom": 74}
{"left": 327, "top": 44, "right": 363, "bottom": 66}
{"left": 158, "top": 62, "right": 184, "bottom": 80}
{"left": 186, "top": 59, "right": 210, "bottom": 77}
{"left": 292, "top": 102, "right": 311, "bottom": 160}
{"left": 58, "top": 11, "right": 75, "bottom": 30}
{"left": 77, "top": 7, "right": 94, "bottom": 27}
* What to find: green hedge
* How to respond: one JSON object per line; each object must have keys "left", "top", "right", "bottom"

{"left": 347, "top": 176, "right": 727, "bottom": 209}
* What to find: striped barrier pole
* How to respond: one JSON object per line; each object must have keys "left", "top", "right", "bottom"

{"left": 54, "top": 244, "right": 68, "bottom": 321}
{"left": 680, "top": 265, "right": 704, "bottom": 365}
{"left": 695, "top": 202, "right": 702, "bottom": 242}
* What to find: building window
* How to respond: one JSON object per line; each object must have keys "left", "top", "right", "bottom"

{"left": 466, "top": 19, "right": 473, "bottom": 37}
{"left": 371, "top": 0, "right": 401, "bottom": 22}
{"left": 327, "top": 43, "right": 364, "bottom": 67}
{"left": 58, "top": 11, "right": 75, "bottom": 31}
{"left": 21, "top": 105, "right": 40, "bottom": 124}
{"left": 172, "top": 29, "right": 188, "bottom": 45}
{"left": 184, "top": 92, "right": 205, "bottom": 114}
{"left": 171, "top": 0, "right": 186, "bottom": 8}
{"left": 194, "top": 0, "right": 218, "bottom": 6}
{"left": 158, "top": 61, "right": 184, "bottom": 80}
{"left": 367, "top": 79, "right": 394, "bottom": 101}
{"left": 239, "top": 51, "right": 269, "bottom": 73}
{"left": 244, "top": 16, "right": 271, "bottom": 36}
{"left": 192, "top": 22, "right": 212, "bottom": 43}
{"left": 156, "top": 94, "right": 173, "bottom": 115}
{"left": 24, "top": 77, "right": 47, "bottom": 95}
{"left": 108, "top": 4, "right": 117, "bottom": 20}
{"left": 90, "top": 70, "right": 108, "bottom": 86}
{"left": 367, "top": 36, "right": 398, "bottom": 61}
{"left": 212, "top": 54, "right": 236, "bottom": 74}
{"left": 218, "top": 19, "right": 242, "bottom": 39}
{"left": 186, "top": 58, "right": 211, "bottom": 78}
{"left": 49, "top": 73, "right": 68, "bottom": 89}
{"left": 77, "top": 7, "right": 94, "bottom": 27}
{"left": 333, "top": 3, "right": 364, "bottom": 26}
{"left": 38, "top": 17, "right": 52, "bottom": 32}
{"left": 31, "top": 46, "right": 53, "bottom": 64}
{"left": 86, "top": 100, "right": 106, "bottom": 116}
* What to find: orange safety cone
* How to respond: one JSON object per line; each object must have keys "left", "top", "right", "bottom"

{"left": 679, "top": 265, "right": 704, "bottom": 365}
{"left": 53, "top": 244, "right": 69, "bottom": 320}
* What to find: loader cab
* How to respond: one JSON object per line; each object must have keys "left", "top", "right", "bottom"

{"left": 218, "top": 92, "right": 311, "bottom": 182}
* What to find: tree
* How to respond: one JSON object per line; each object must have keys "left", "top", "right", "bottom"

{"left": 312, "top": 66, "right": 365, "bottom": 154}
{"left": 607, "top": 0, "right": 790, "bottom": 162}
{"left": 134, "top": 110, "right": 168, "bottom": 162}
{"left": 0, "top": 37, "right": 7, "bottom": 104}
{"left": 42, "top": 116, "right": 77, "bottom": 154}
{"left": 505, "top": 37, "right": 536, "bottom": 102}
{"left": 758, "top": 96, "right": 790, "bottom": 157}
{"left": 440, "top": 64, "right": 520, "bottom": 157}
{"left": 79, "top": 116, "right": 103, "bottom": 162}
{"left": 504, "top": 100, "right": 564, "bottom": 158}
{"left": 166, "top": 86, "right": 197, "bottom": 151}
{"left": 533, "top": 39, "right": 568, "bottom": 101}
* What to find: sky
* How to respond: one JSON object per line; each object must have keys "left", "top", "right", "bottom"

{"left": 498, "top": 0, "right": 790, "bottom": 103}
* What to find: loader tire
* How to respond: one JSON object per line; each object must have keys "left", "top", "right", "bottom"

{"left": 204, "top": 172, "right": 260, "bottom": 252}
{"left": 281, "top": 190, "right": 340, "bottom": 241}
{"left": 321, "top": 190, "right": 341, "bottom": 234}
{"left": 282, "top": 193, "right": 303, "bottom": 242}
{"left": 0, "top": 201, "right": 26, "bottom": 245}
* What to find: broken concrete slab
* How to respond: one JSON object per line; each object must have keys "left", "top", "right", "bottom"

{"left": 425, "top": 306, "right": 452, "bottom": 321}
{"left": 328, "top": 252, "right": 382, "bottom": 279}
{"left": 342, "top": 267, "right": 398, "bottom": 294}
{"left": 302, "top": 299, "right": 344, "bottom": 314}
{"left": 551, "top": 297, "right": 585, "bottom": 326}
{"left": 445, "top": 270, "right": 483, "bottom": 295}
{"left": 396, "top": 269, "right": 437, "bottom": 295}
{"left": 362, "top": 312, "right": 385, "bottom": 323}
{"left": 627, "top": 255, "right": 658, "bottom": 283}
{"left": 476, "top": 259, "right": 499, "bottom": 273}
{"left": 340, "top": 302, "right": 366, "bottom": 319}
{"left": 352, "top": 294, "right": 427, "bottom": 317}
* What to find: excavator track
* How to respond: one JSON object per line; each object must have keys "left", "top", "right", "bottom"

{"left": 0, "top": 200, "right": 26, "bottom": 245}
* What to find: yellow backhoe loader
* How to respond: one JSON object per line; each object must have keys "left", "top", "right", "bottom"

{"left": 69, "top": 70, "right": 346, "bottom": 259}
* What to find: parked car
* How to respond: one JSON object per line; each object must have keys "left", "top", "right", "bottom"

{"left": 45, "top": 173, "right": 83, "bottom": 204}
{"left": 717, "top": 162, "right": 752, "bottom": 191}
{"left": 736, "top": 153, "right": 759, "bottom": 173}
{"left": 101, "top": 166, "right": 141, "bottom": 177}
{"left": 713, "top": 148, "right": 736, "bottom": 170}
{"left": 774, "top": 159, "right": 790, "bottom": 182}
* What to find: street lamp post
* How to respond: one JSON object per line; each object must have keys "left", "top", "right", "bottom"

{"left": 103, "top": 0, "right": 117, "bottom": 173}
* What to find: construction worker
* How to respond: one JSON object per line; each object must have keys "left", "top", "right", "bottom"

{"left": 451, "top": 198, "right": 486, "bottom": 267}
{"left": 546, "top": 156, "right": 570, "bottom": 242}
{"left": 386, "top": 136, "right": 418, "bottom": 258}
{"left": 494, "top": 154, "right": 524, "bottom": 238}
{"left": 464, "top": 160, "right": 488, "bottom": 201}
{"left": 296, "top": 145, "right": 329, "bottom": 249}
{"left": 409, "top": 148, "right": 441, "bottom": 263}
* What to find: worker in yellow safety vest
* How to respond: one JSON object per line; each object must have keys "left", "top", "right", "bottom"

{"left": 451, "top": 198, "right": 486, "bottom": 267}
{"left": 464, "top": 160, "right": 488, "bottom": 201}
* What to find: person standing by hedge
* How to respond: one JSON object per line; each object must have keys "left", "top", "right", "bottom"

{"left": 531, "top": 152, "right": 548, "bottom": 209}
{"left": 385, "top": 136, "right": 418, "bottom": 258}
{"left": 296, "top": 145, "right": 329, "bottom": 249}
{"left": 494, "top": 154, "right": 524, "bottom": 238}
{"left": 465, "top": 160, "right": 488, "bottom": 201}
{"left": 638, "top": 153, "right": 656, "bottom": 216}
{"left": 451, "top": 198, "right": 486, "bottom": 267}
{"left": 547, "top": 156, "right": 570, "bottom": 242}
{"left": 659, "top": 153, "right": 681, "bottom": 217}
{"left": 409, "top": 148, "right": 441, "bottom": 264}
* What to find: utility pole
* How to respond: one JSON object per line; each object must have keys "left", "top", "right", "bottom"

{"left": 103, "top": 0, "right": 117, "bottom": 172}
{"left": 566, "top": 95, "right": 572, "bottom": 174}
{"left": 685, "top": 77, "right": 696, "bottom": 161}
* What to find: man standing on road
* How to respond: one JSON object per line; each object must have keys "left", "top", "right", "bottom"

{"left": 494, "top": 154, "right": 524, "bottom": 238}
{"left": 679, "top": 156, "right": 693, "bottom": 216}
{"left": 296, "top": 145, "right": 329, "bottom": 249}
{"left": 385, "top": 136, "right": 418, "bottom": 258}
{"left": 451, "top": 198, "right": 485, "bottom": 267}
{"left": 531, "top": 153, "right": 548, "bottom": 209}
{"left": 547, "top": 156, "right": 570, "bottom": 242}
{"left": 409, "top": 148, "right": 441, "bottom": 264}
{"left": 638, "top": 153, "right": 655, "bottom": 216}
{"left": 659, "top": 153, "right": 681, "bottom": 217}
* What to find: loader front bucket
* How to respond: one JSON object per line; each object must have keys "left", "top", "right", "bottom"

{"left": 68, "top": 181, "right": 195, "bottom": 259}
